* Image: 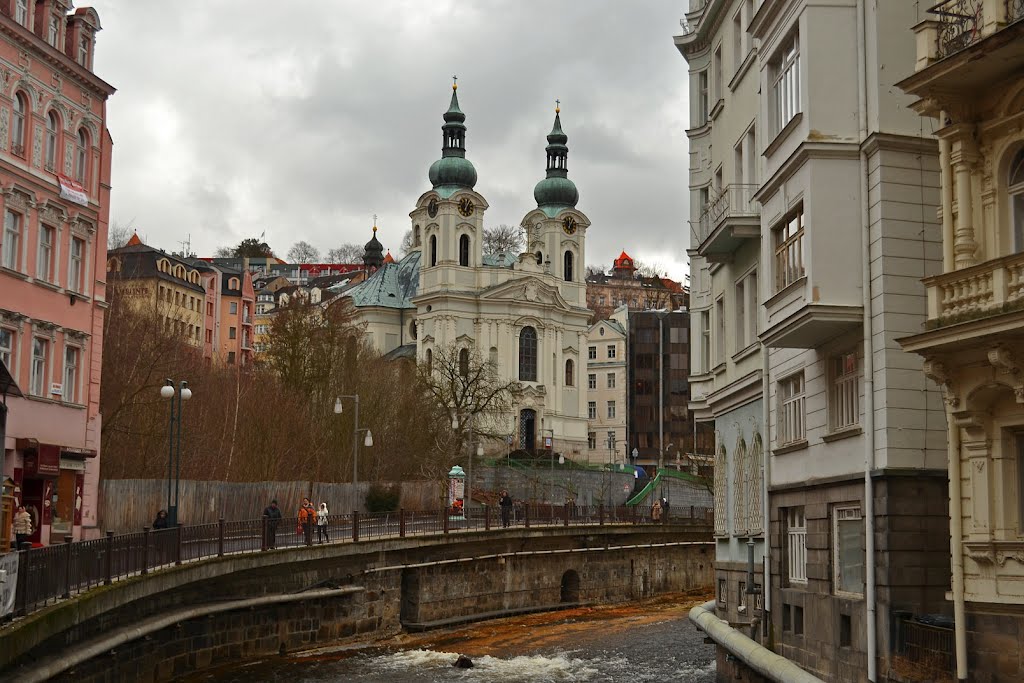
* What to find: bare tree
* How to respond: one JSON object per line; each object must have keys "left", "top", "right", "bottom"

{"left": 585, "top": 264, "right": 607, "bottom": 279}
{"left": 327, "top": 243, "right": 364, "bottom": 263}
{"left": 399, "top": 229, "right": 415, "bottom": 257}
{"left": 108, "top": 221, "right": 135, "bottom": 250}
{"left": 482, "top": 224, "right": 525, "bottom": 258}
{"left": 632, "top": 258, "right": 668, "bottom": 278}
{"left": 287, "top": 240, "right": 321, "bottom": 264}
{"left": 213, "top": 246, "right": 234, "bottom": 258}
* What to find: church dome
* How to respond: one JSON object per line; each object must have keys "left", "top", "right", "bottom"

{"left": 534, "top": 105, "right": 579, "bottom": 214}
{"left": 363, "top": 225, "right": 384, "bottom": 269}
{"left": 428, "top": 81, "right": 478, "bottom": 198}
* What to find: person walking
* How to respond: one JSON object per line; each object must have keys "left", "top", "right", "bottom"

{"left": 651, "top": 498, "right": 663, "bottom": 523}
{"left": 12, "top": 505, "right": 32, "bottom": 549}
{"left": 262, "top": 499, "right": 282, "bottom": 549}
{"left": 317, "top": 502, "right": 330, "bottom": 544}
{"left": 298, "top": 497, "right": 317, "bottom": 546}
{"left": 499, "top": 490, "right": 513, "bottom": 528}
{"left": 152, "top": 510, "right": 169, "bottom": 529}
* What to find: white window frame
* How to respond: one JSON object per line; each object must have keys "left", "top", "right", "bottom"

{"left": 715, "top": 297, "right": 725, "bottom": 365}
{"left": 587, "top": 401, "right": 597, "bottom": 420}
{"left": 45, "top": 111, "right": 59, "bottom": 171}
{"left": 700, "top": 310, "right": 711, "bottom": 373}
{"left": 30, "top": 336, "right": 48, "bottom": 397}
{"left": 75, "top": 129, "right": 88, "bottom": 183}
{"left": 607, "top": 400, "right": 616, "bottom": 419}
{"left": 607, "top": 431, "right": 616, "bottom": 451}
{"left": 697, "top": 70, "right": 709, "bottom": 125}
{"left": 63, "top": 345, "right": 80, "bottom": 404}
{"left": 735, "top": 278, "right": 747, "bottom": 351}
{"left": 68, "top": 236, "right": 84, "bottom": 293}
{"left": 78, "top": 37, "right": 91, "bottom": 68}
{"left": 587, "top": 373, "right": 597, "bottom": 390}
{"left": 12, "top": 93, "right": 26, "bottom": 155}
{"left": 778, "top": 372, "right": 806, "bottom": 446}
{"left": 771, "top": 31, "right": 801, "bottom": 133}
{"left": 588, "top": 346, "right": 597, "bottom": 360}
{"left": 787, "top": 506, "right": 807, "bottom": 585}
{"left": 47, "top": 15, "right": 60, "bottom": 47}
{"left": 1010, "top": 149, "right": 1024, "bottom": 251}
{"left": 15, "top": 0, "right": 28, "bottom": 26}
{"left": 606, "top": 344, "right": 616, "bottom": 359}
{"left": 829, "top": 351, "right": 859, "bottom": 431}
{"left": 37, "top": 225, "right": 55, "bottom": 283}
{"left": 833, "top": 505, "right": 864, "bottom": 597}
{"left": 588, "top": 432, "right": 596, "bottom": 450}
{"left": 606, "top": 372, "right": 616, "bottom": 389}
{"left": 0, "top": 327, "right": 14, "bottom": 373}
{"left": 3, "top": 209, "right": 21, "bottom": 271}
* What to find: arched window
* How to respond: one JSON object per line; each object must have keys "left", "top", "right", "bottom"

{"left": 733, "top": 437, "right": 747, "bottom": 535}
{"left": 458, "top": 348, "right": 469, "bottom": 377}
{"left": 425, "top": 348, "right": 433, "bottom": 374}
{"left": 45, "top": 110, "right": 59, "bottom": 171}
{"left": 429, "top": 235, "right": 437, "bottom": 267}
{"left": 489, "top": 346, "right": 498, "bottom": 367}
{"left": 459, "top": 234, "right": 470, "bottom": 267}
{"left": 713, "top": 443, "right": 728, "bottom": 536}
{"left": 748, "top": 433, "right": 764, "bottom": 534}
{"left": 12, "top": 92, "right": 26, "bottom": 154}
{"left": 1011, "top": 148, "right": 1024, "bottom": 251}
{"left": 535, "top": 251, "right": 543, "bottom": 266}
{"left": 414, "top": 225, "right": 421, "bottom": 247}
{"left": 564, "top": 358, "right": 575, "bottom": 386}
{"left": 75, "top": 129, "right": 89, "bottom": 184}
{"left": 563, "top": 250, "right": 574, "bottom": 281}
{"left": 519, "top": 326, "right": 537, "bottom": 381}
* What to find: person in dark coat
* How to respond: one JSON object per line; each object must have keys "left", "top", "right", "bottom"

{"left": 152, "top": 509, "right": 169, "bottom": 529}
{"left": 262, "top": 499, "right": 283, "bottom": 549}
{"left": 499, "top": 490, "right": 514, "bottom": 528}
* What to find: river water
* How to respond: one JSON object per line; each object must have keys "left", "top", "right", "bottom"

{"left": 196, "top": 594, "right": 716, "bottom": 683}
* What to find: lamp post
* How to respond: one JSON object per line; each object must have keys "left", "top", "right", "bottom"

{"left": 160, "top": 379, "right": 192, "bottom": 526}
{"left": 451, "top": 412, "right": 483, "bottom": 520}
{"left": 334, "top": 396, "right": 372, "bottom": 496}
{"left": 542, "top": 428, "right": 556, "bottom": 503}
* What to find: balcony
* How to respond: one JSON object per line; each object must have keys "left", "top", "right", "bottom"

{"left": 924, "top": 251, "right": 1024, "bottom": 327}
{"left": 695, "top": 184, "right": 760, "bottom": 262}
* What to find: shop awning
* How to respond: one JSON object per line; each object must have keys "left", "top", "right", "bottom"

{"left": 0, "top": 359, "right": 23, "bottom": 399}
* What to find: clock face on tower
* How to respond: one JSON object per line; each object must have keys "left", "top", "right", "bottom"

{"left": 562, "top": 216, "right": 578, "bottom": 235}
{"left": 458, "top": 197, "right": 474, "bottom": 217}
{"left": 427, "top": 198, "right": 438, "bottom": 218}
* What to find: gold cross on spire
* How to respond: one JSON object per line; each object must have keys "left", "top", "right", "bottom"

{"left": 555, "top": 98, "right": 560, "bottom": 114}
{"left": 452, "top": 74, "right": 458, "bottom": 91}
{"left": 373, "top": 213, "right": 378, "bottom": 233}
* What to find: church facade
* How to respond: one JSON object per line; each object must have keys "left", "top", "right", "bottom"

{"left": 345, "top": 84, "right": 593, "bottom": 454}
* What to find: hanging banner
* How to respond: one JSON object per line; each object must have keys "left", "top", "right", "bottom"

{"left": 0, "top": 552, "right": 19, "bottom": 618}
{"left": 57, "top": 174, "right": 88, "bottom": 207}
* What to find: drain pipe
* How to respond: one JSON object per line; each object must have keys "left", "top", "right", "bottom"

{"left": 761, "top": 345, "right": 771, "bottom": 620}
{"left": 947, "top": 411, "right": 968, "bottom": 680}
{"left": 855, "top": 0, "right": 877, "bottom": 679}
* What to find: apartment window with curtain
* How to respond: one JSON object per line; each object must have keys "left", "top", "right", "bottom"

{"left": 69, "top": 237, "right": 84, "bottom": 293}
{"left": 778, "top": 372, "right": 806, "bottom": 445}
{"left": 30, "top": 337, "right": 48, "bottom": 396}
{"left": 37, "top": 225, "right": 55, "bottom": 283}
{"left": 700, "top": 310, "right": 711, "bottom": 372}
{"left": 833, "top": 505, "right": 864, "bottom": 596}
{"left": 63, "top": 346, "right": 79, "bottom": 403}
{"left": 771, "top": 31, "right": 801, "bottom": 133}
{"left": 787, "top": 507, "right": 807, "bottom": 584}
{"left": 773, "top": 205, "right": 805, "bottom": 291}
{"left": 829, "top": 351, "right": 859, "bottom": 431}
{"left": 2, "top": 209, "right": 20, "bottom": 271}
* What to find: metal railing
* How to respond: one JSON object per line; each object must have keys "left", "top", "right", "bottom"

{"left": 696, "top": 184, "right": 760, "bottom": 246}
{"left": 930, "top": 0, "right": 984, "bottom": 58}
{"left": 896, "top": 616, "right": 955, "bottom": 675}
{"left": 6, "top": 504, "right": 712, "bottom": 621}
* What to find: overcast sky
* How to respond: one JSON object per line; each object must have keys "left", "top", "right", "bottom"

{"left": 90, "top": 1, "right": 691, "bottom": 280}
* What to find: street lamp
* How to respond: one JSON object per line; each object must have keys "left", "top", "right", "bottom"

{"left": 451, "top": 413, "right": 483, "bottom": 519}
{"left": 161, "top": 379, "right": 192, "bottom": 526}
{"left": 335, "top": 395, "right": 372, "bottom": 494}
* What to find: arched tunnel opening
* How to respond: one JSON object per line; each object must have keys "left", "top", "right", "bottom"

{"left": 560, "top": 569, "right": 581, "bottom": 603}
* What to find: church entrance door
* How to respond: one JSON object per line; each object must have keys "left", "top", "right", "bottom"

{"left": 519, "top": 409, "right": 536, "bottom": 452}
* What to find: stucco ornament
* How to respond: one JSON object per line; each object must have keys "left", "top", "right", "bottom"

{"left": 32, "top": 125, "right": 42, "bottom": 168}
{"left": 923, "top": 359, "right": 959, "bottom": 408}
{"left": 0, "top": 107, "right": 8, "bottom": 150}
{"left": 986, "top": 346, "right": 1024, "bottom": 403}
{"left": 525, "top": 283, "right": 538, "bottom": 302}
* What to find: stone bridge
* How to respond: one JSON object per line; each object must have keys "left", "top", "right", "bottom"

{"left": 0, "top": 521, "right": 712, "bottom": 683}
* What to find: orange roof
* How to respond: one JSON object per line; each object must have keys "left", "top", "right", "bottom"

{"left": 613, "top": 251, "right": 634, "bottom": 269}
{"left": 126, "top": 232, "right": 143, "bottom": 247}
{"left": 383, "top": 250, "right": 395, "bottom": 264}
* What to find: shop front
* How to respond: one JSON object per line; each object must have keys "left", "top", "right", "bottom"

{"left": 13, "top": 439, "right": 91, "bottom": 545}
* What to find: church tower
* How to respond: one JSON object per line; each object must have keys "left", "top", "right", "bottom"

{"left": 362, "top": 222, "right": 385, "bottom": 273}
{"left": 523, "top": 103, "right": 589, "bottom": 309}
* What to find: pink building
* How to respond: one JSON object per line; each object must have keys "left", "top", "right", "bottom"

{"left": 0, "top": 1, "right": 114, "bottom": 546}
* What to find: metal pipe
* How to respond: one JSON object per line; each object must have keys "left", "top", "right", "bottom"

{"left": 166, "top": 386, "right": 174, "bottom": 523}
{"left": 947, "top": 413, "right": 967, "bottom": 680}
{"left": 658, "top": 313, "right": 665, "bottom": 472}
{"left": 761, "top": 349, "right": 771, "bottom": 616}
{"left": 353, "top": 394, "right": 360, "bottom": 493}
{"left": 175, "top": 381, "right": 184, "bottom": 524}
{"left": 855, "top": 0, "right": 878, "bottom": 677}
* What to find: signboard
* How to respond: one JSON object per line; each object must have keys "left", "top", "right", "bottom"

{"left": 24, "top": 445, "right": 60, "bottom": 478}
{"left": 0, "top": 552, "right": 19, "bottom": 618}
{"left": 544, "top": 436, "right": 553, "bottom": 450}
{"left": 57, "top": 174, "right": 88, "bottom": 207}
{"left": 49, "top": 383, "right": 62, "bottom": 397}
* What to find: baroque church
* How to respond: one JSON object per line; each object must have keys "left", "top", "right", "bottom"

{"left": 344, "top": 83, "right": 593, "bottom": 454}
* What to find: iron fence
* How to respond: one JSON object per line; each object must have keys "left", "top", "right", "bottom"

{"left": 930, "top": 0, "right": 985, "bottom": 58}
{"left": 5, "top": 504, "right": 711, "bottom": 621}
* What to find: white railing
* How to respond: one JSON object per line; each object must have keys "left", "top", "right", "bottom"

{"left": 926, "top": 251, "right": 1024, "bottom": 322}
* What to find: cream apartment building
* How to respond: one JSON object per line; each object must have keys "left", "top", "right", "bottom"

{"left": 585, "top": 308, "right": 627, "bottom": 467}
{"left": 749, "top": 1, "right": 949, "bottom": 681}
{"left": 897, "top": 2, "right": 1024, "bottom": 681}
{"left": 676, "top": 0, "right": 766, "bottom": 633}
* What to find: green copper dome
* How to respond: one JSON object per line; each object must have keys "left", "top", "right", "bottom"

{"left": 428, "top": 84, "right": 478, "bottom": 198}
{"left": 533, "top": 109, "right": 578, "bottom": 216}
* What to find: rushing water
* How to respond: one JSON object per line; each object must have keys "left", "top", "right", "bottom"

{"left": 197, "top": 595, "right": 716, "bottom": 683}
